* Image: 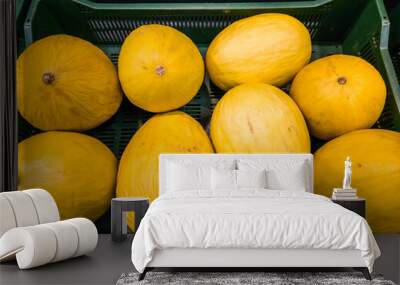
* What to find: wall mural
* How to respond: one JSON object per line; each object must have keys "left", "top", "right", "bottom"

{"left": 16, "top": 7, "right": 400, "bottom": 234}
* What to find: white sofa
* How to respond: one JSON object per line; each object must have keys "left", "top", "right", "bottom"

{"left": 0, "top": 189, "right": 98, "bottom": 269}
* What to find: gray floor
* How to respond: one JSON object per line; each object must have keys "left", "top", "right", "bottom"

{"left": 1, "top": 234, "right": 399, "bottom": 285}
{"left": 0, "top": 235, "right": 134, "bottom": 285}
{"left": 374, "top": 235, "right": 400, "bottom": 284}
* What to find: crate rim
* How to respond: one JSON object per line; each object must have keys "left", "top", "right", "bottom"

{"left": 374, "top": 0, "right": 400, "bottom": 114}
{"left": 63, "top": 0, "right": 333, "bottom": 11}
{"left": 16, "top": 0, "right": 25, "bottom": 19}
{"left": 389, "top": 2, "right": 400, "bottom": 88}
{"left": 23, "top": 0, "right": 334, "bottom": 54}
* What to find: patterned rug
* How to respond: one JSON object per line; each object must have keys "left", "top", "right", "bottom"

{"left": 116, "top": 271, "right": 396, "bottom": 285}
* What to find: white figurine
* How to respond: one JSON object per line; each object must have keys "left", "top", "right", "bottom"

{"left": 342, "top": 156, "right": 352, "bottom": 189}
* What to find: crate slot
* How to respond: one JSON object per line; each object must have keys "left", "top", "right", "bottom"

{"left": 375, "top": 100, "right": 396, "bottom": 130}
{"left": 295, "top": 13, "right": 322, "bottom": 39}
{"left": 359, "top": 41, "right": 374, "bottom": 62}
{"left": 392, "top": 49, "right": 400, "bottom": 80}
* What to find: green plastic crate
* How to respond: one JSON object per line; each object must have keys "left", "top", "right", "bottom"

{"left": 389, "top": 4, "right": 400, "bottom": 88}
{"left": 16, "top": 0, "right": 29, "bottom": 22}
{"left": 16, "top": 0, "right": 31, "bottom": 54}
{"left": 19, "top": 0, "right": 400, "bottom": 158}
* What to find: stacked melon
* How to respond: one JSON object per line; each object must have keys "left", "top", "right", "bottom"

{"left": 17, "top": 14, "right": 399, "bottom": 233}
{"left": 17, "top": 35, "right": 122, "bottom": 220}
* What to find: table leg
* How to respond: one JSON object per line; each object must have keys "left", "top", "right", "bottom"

{"left": 111, "top": 202, "right": 124, "bottom": 242}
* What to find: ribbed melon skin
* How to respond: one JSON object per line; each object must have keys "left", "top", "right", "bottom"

{"left": 210, "top": 83, "right": 311, "bottom": 153}
{"left": 17, "top": 34, "right": 122, "bottom": 131}
{"left": 206, "top": 13, "right": 311, "bottom": 90}
{"left": 118, "top": 24, "right": 204, "bottom": 112}
{"left": 290, "top": 54, "right": 386, "bottom": 140}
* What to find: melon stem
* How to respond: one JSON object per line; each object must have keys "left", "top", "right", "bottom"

{"left": 337, "top": 76, "right": 347, "bottom": 85}
{"left": 155, "top": 66, "right": 166, "bottom": 76}
{"left": 42, "top": 72, "right": 55, "bottom": 85}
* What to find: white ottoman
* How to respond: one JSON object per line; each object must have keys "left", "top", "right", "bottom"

{"left": 0, "top": 189, "right": 98, "bottom": 269}
{"left": 0, "top": 218, "right": 98, "bottom": 269}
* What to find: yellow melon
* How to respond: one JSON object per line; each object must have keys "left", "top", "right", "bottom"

{"left": 117, "top": 111, "right": 213, "bottom": 228}
{"left": 117, "top": 111, "right": 213, "bottom": 201}
{"left": 290, "top": 54, "right": 386, "bottom": 140}
{"left": 210, "top": 83, "right": 310, "bottom": 153}
{"left": 17, "top": 34, "right": 122, "bottom": 131}
{"left": 118, "top": 25, "right": 204, "bottom": 112}
{"left": 206, "top": 13, "right": 311, "bottom": 90}
{"left": 18, "top": 132, "right": 117, "bottom": 221}
{"left": 314, "top": 129, "right": 400, "bottom": 233}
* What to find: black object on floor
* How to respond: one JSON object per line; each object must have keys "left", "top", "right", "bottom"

{"left": 138, "top": 268, "right": 151, "bottom": 281}
{"left": 354, "top": 267, "right": 372, "bottom": 280}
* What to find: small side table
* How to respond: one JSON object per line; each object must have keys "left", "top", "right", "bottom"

{"left": 111, "top": 197, "right": 149, "bottom": 242}
{"left": 332, "top": 198, "right": 366, "bottom": 218}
